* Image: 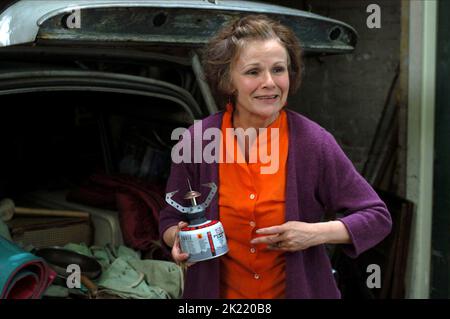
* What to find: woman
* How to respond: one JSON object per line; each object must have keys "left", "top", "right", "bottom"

{"left": 159, "top": 15, "right": 392, "bottom": 299}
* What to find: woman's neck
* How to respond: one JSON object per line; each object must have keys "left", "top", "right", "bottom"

{"left": 232, "top": 108, "right": 279, "bottom": 130}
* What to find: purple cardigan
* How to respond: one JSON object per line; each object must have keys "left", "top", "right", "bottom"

{"left": 159, "top": 110, "right": 392, "bottom": 299}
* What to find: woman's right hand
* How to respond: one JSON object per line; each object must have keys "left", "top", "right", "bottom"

{"left": 171, "top": 221, "right": 190, "bottom": 264}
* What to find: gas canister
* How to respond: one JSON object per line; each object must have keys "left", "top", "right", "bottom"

{"left": 165, "top": 181, "right": 228, "bottom": 262}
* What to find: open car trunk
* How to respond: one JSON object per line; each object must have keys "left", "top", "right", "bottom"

{"left": 0, "top": 52, "right": 204, "bottom": 248}
{"left": 0, "top": 0, "right": 358, "bottom": 251}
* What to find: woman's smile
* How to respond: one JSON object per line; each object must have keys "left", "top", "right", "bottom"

{"left": 254, "top": 94, "right": 280, "bottom": 103}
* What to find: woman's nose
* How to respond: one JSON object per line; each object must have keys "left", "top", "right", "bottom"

{"left": 261, "top": 71, "right": 276, "bottom": 88}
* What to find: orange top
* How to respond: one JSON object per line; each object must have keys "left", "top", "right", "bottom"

{"left": 219, "top": 105, "right": 288, "bottom": 299}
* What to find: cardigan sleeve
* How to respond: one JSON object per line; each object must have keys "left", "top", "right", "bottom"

{"left": 158, "top": 132, "right": 194, "bottom": 255}
{"left": 319, "top": 130, "right": 392, "bottom": 258}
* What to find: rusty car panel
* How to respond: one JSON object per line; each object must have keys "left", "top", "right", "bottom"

{"left": 0, "top": 0, "right": 357, "bottom": 54}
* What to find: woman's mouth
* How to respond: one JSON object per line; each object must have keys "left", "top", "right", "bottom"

{"left": 254, "top": 94, "right": 279, "bottom": 103}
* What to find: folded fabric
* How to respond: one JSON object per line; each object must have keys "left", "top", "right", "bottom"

{"left": 0, "top": 236, "right": 56, "bottom": 299}
{"left": 63, "top": 243, "right": 183, "bottom": 299}
{"left": 98, "top": 257, "right": 170, "bottom": 299}
{"left": 126, "top": 258, "right": 184, "bottom": 299}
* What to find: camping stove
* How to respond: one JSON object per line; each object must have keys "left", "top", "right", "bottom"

{"left": 165, "top": 181, "right": 228, "bottom": 262}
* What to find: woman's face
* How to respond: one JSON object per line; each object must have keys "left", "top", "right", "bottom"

{"left": 230, "top": 39, "right": 290, "bottom": 124}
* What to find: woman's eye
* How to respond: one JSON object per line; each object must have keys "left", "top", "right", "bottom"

{"left": 273, "top": 67, "right": 286, "bottom": 73}
{"left": 246, "top": 69, "right": 259, "bottom": 75}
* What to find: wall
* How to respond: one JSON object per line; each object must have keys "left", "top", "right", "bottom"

{"left": 260, "top": 0, "right": 401, "bottom": 173}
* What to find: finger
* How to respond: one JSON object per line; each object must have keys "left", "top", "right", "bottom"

{"left": 268, "top": 240, "right": 295, "bottom": 251}
{"left": 173, "top": 250, "right": 190, "bottom": 263}
{"left": 173, "top": 231, "right": 181, "bottom": 249}
{"left": 250, "top": 234, "right": 282, "bottom": 245}
{"left": 267, "top": 246, "right": 292, "bottom": 252}
{"left": 267, "top": 241, "right": 286, "bottom": 250}
{"left": 173, "top": 238, "right": 187, "bottom": 256}
{"left": 177, "top": 253, "right": 190, "bottom": 261}
{"left": 178, "top": 221, "right": 189, "bottom": 229}
{"left": 173, "top": 223, "right": 187, "bottom": 252}
{"left": 172, "top": 234, "right": 190, "bottom": 262}
{"left": 255, "top": 225, "right": 284, "bottom": 235}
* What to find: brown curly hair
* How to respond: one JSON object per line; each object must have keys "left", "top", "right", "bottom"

{"left": 202, "top": 14, "right": 303, "bottom": 109}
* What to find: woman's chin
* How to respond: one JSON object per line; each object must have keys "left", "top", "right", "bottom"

{"left": 254, "top": 104, "right": 282, "bottom": 118}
